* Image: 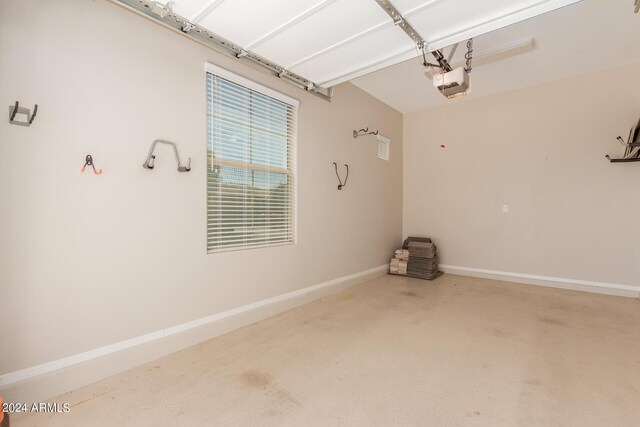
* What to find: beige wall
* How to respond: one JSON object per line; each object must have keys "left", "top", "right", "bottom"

{"left": 0, "top": 0, "right": 402, "bottom": 375}
{"left": 404, "top": 62, "right": 640, "bottom": 287}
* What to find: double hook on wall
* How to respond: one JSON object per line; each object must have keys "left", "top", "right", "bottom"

{"left": 333, "top": 162, "right": 349, "bottom": 190}
{"left": 9, "top": 101, "right": 38, "bottom": 127}
{"left": 143, "top": 139, "right": 191, "bottom": 172}
{"left": 81, "top": 155, "right": 103, "bottom": 175}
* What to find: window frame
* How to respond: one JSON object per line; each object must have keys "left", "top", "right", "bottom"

{"left": 205, "top": 63, "right": 299, "bottom": 253}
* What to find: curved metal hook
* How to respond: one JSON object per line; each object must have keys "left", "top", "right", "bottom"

{"left": 143, "top": 139, "right": 191, "bottom": 172}
{"left": 333, "top": 162, "right": 349, "bottom": 190}
{"left": 353, "top": 127, "right": 379, "bottom": 138}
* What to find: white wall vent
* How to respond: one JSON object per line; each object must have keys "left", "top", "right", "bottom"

{"left": 377, "top": 135, "right": 390, "bottom": 161}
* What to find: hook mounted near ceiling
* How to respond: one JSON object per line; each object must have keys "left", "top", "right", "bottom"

{"left": 353, "top": 127, "right": 379, "bottom": 139}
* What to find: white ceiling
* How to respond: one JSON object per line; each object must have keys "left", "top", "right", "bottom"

{"left": 352, "top": 0, "right": 640, "bottom": 113}
{"left": 168, "top": 0, "right": 580, "bottom": 88}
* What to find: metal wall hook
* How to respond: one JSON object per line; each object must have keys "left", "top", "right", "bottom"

{"left": 606, "top": 118, "right": 640, "bottom": 162}
{"left": 333, "top": 162, "right": 349, "bottom": 190}
{"left": 616, "top": 136, "right": 640, "bottom": 148}
{"left": 9, "top": 101, "right": 38, "bottom": 127}
{"left": 81, "top": 155, "right": 103, "bottom": 175}
{"left": 353, "top": 127, "right": 379, "bottom": 138}
{"left": 143, "top": 139, "right": 191, "bottom": 172}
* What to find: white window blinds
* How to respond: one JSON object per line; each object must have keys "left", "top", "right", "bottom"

{"left": 206, "top": 64, "right": 298, "bottom": 253}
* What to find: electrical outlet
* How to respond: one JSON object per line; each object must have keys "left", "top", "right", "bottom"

{"left": 502, "top": 204, "right": 509, "bottom": 213}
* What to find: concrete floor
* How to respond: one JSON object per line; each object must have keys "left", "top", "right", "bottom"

{"left": 12, "top": 274, "right": 640, "bottom": 426}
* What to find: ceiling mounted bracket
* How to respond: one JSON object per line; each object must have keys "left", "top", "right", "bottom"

{"left": 150, "top": 1, "right": 171, "bottom": 18}
{"left": 181, "top": 22, "right": 196, "bottom": 33}
{"left": 110, "top": 0, "right": 333, "bottom": 102}
{"left": 374, "top": 0, "right": 452, "bottom": 72}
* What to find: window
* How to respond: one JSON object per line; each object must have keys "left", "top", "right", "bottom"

{"left": 206, "top": 63, "right": 298, "bottom": 252}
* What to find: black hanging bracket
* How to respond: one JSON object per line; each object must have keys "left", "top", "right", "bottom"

{"left": 353, "top": 127, "right": 378, "bottom": 139}
{"left": 606, "top": 119, "right": 640, "bottom": 162}
{"left": 81, "top": 155, "right": 103, "bottom": 175}
{"left": 9, "top": 101, "right": 38, "bottom": 127}
{"left": 333, "top": 162, "right": 349, "bottom": 190}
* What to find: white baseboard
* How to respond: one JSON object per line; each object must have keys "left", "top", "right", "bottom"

{"left": 0, "top": 264, "right": 388, "bottom": 403}
{"left": 440, "top": 264, "right": 640, "bottom": 298}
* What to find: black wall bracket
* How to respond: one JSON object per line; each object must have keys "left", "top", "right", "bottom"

{"left": 333, "top": 162, "right": 349, "bottom": 190}
{"left": 606, "top": 120, "right": 640, "bottom": 162}
{"left": 9, "top": 101, "right": 38, "bottom": 127}
{"left": 353, "top": 127, "right": 378, "bottom": 139}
